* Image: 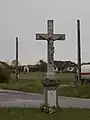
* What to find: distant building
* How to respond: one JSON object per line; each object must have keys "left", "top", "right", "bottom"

{"left": 54, "top": 60, "right": 77, "bottom": 73}
{"left": 67, "top": 67, "right": 77, "bottom": 72}
{"left": 23, "top": 66, "right": 29, "bottom": 73}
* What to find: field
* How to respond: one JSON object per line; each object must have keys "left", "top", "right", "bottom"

{"left": 0, "top": 108, "right": 90, "bottom": 120}
{"left": 0, "top": 72, "right": 75, "bottom": 93}
{"left": 0, "top": 72, "right": 90, "bottom": 98}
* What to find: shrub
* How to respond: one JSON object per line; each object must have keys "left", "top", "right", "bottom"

{"left": 0, "top": 68, "right": 11, "bottom": 83}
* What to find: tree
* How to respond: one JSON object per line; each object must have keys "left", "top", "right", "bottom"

{"left": 36, "top": 59, "right": 47, "bottom": 72}
{"left": 39, "top": 59, "right": 44, "bottom": 64}
{"left": 10, "top": 60, "right": 20, "bottom": 68}
{"left": 5, "top": 60, "right": 10, "bottom": 65}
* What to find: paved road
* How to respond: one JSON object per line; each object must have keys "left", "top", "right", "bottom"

{"left": 0, "top": 90, "right": 90, "bottom": 108}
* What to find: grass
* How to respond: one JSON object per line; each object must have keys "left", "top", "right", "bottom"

{"left": 0, "top": 72, "right": 44, "bottom": 93}
{"left": 0, "top": 72, "right": 74, "bottom": 93}
{"left": 0, "top": 108, "right": 90, "bottom": 120}
{"left": 58, "top": 84, "right": 90, "bottom": 98}
{"left": 1, "top": 72, "right": 90, "bottom": 98}
{"left": 10, "top": 72, "right": 75, "bottom": 85}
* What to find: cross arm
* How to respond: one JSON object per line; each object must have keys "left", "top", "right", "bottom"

{"left": 36, "top": 33, "right": 65, "bottom": 41}
{"left": 36, "top": 34, "right": 49, "bottom": 40}
{"left": 52, "top": 34, "right": 65, "bottom": 41}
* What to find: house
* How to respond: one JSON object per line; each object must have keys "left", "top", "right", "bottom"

{"left": 54, "top": 60, "right": 77, "bottom": 73}
{"left": 23, "top": 65, "right": 29, "bottom": 73}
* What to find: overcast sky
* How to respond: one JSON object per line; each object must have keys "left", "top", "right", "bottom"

{"left": 0, "top": 0, "right": 90, "bottom": 65}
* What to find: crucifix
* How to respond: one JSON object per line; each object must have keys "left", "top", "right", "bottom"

{"left": 36, "top": 20, "right": 65, "bottom": 107}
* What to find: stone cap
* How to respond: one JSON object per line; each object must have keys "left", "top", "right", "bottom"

{"left": 42, "top": 79, "right": 60, "bottom": 87}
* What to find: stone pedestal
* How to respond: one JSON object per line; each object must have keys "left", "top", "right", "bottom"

{"left": 42, "top": 73, "right": 60, "bottom": 107}
{"left": 47, "top": 90, "right": 56, "bottom": 107}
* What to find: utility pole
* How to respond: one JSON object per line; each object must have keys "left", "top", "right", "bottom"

{"left": 16, "top": 37, "right": 19, "bottom": 83}
{"left": 77, "top": 19, "right": 81, "bottom": 84}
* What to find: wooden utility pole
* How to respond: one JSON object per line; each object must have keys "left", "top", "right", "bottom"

{"left": 16, "top": 37, "right": 19, "bottom": 83}
{"left": 77, "top": 19, "right": 81, "bottom": 84}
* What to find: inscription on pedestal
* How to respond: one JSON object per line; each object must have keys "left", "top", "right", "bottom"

{"left": 48, "top": 90, "right": 56, "bottom": 107}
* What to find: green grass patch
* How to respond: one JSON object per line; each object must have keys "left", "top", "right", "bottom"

{"left": 10, "top": 72, "right": 74, "bottom": 85}
{"left": 58, "top": 84, "right": 90, "bottom": 98}
{"left": 0, "top": 72, "right": 73, "bottom": 93}
{"left": 0, "top": 108, "right": 90, "bottom": 120}
{"left": 1, "top": 72, "right": 90, "bottom": 99}
{"left": 0, "top": 82, "right": 43, "bottom": 93}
